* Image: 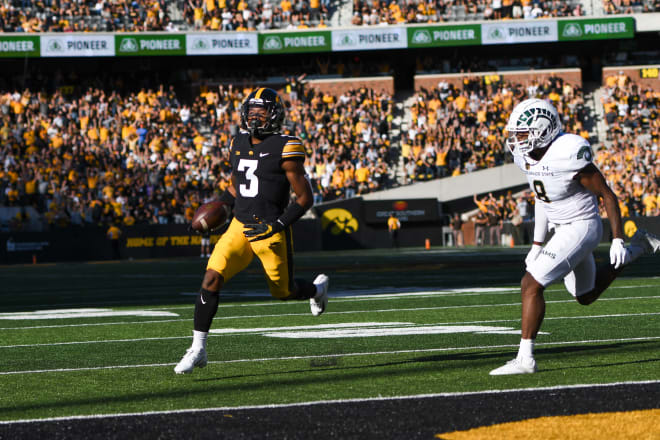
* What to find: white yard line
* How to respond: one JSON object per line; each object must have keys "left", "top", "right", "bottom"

{"left": 1, "top": 306, "right": 659, "bottom": 334}
{"left": 1, "top": 335, "right": 659, "bottom": 376}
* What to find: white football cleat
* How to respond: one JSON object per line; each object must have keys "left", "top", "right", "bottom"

{"left": 631, "top": 229, "right": 660, "bottom": 254}
{"left": 310, "top": 274, "right": 329, "bottom": 317}
{"left": 489, "top": 357, "right": 537, "bottom": 376}
{"left": 174, "top": 348, "right": 207, "bottom": 374}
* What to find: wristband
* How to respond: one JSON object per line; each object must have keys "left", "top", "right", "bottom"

{"left": 219, "top": 189, "right": 235, "bottom": 206}
{"left": 276, "top": 203, "right": 307, "bottom": 228}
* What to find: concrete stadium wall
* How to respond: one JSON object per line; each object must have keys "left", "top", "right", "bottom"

{"left": 305, "top": 76, "right": 395, "bottom": 95}
{"left": 602, "top": 64, "right": 660, "bottom": 89}
{"left": 414, "top": 68, "right": 582, "bottom": 91}
{"left": 362, "top": 163, "right": 528, "bottom": 202}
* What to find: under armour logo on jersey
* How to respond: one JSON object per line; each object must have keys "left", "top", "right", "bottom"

{"left": 542, "top": 166, "right": 550, "bottom": 171}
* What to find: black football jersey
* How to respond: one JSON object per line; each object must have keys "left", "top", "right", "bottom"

{"left": 230, "top": 131, "right": 305, "bottom": 223}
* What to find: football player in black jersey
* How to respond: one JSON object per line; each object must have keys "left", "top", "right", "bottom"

{"left": 175, "top": 87, "right": 329, "bottom": 374}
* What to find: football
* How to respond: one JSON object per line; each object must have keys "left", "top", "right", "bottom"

{"left": 191, "top": 201, "right": 231, "bottom": 232}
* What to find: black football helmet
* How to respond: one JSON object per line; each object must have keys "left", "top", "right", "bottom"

{"left": 240, "top": 87, "right": 285, "bottom": 139}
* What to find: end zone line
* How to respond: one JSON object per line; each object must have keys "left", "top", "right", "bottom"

{"left": 1, "top": 379, "right": 658, "bottom": 425}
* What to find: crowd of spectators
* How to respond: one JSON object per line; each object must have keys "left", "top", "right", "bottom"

{"left": 0, "top": 0, "right": 331, "bottom": 32}
{"left": 603, "top": 0, "right": 660, "bottom": 14}
{"left": 598, "top": 72, "right": 659, "bottom": 217}
{"left": 351, "top": 0, "right": 583, "bottom": 25}
{"left": 471, "top": 190, "right": 533, "bottom": 245}
{"left": 0, "top": 0, "right": 174, "bottom": 32}
{"left": 0, "top": 78, "right": 397, "bottom": 231}
{"left": 0, "top": 0, "right": 593, "bottom": 33}
{"left": 284, "top": 83, "right": 397, "bottom": 203}
{"left": 181, "top": 0, "right": 330, "bottom": 31}
{"left": 402, "top": 73, "right": 589, "bottom": 183}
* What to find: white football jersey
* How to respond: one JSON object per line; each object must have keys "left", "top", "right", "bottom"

{"left": 513, "top": 133, "right": 599, "bottom": 224}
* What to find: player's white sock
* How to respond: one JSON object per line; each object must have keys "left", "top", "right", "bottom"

{"left": 517, "top": 338, "right": 535, "bottom": 360}
{"left": 192, "top": 330, "right": 208, "bottom": 350}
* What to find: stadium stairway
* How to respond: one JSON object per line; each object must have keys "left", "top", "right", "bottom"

{"left": 393, "top": 90, "right": 418, "bottom": 185}
{"left": 589, "top": 83, "right": 610, "bottom": 150}
{"left": 331, "top": 0, "right": 354, "bottom": 27}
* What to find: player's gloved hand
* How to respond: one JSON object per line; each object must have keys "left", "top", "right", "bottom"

{"left": 243, "top": 216, "right": 284, "bottom": 242}
{"left": 525, "top": 244, "right": 542, "bottom": 268}
{"left": 609, "top": 238, "right": 629, "bottom": 269}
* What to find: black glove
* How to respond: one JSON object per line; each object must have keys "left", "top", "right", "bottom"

{"left": 243, "top": 215, "right": 284, "bottom": 242}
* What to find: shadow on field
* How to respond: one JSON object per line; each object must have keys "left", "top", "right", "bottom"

{"left": 2, "top": 341, "right": 658, "bottom": 416}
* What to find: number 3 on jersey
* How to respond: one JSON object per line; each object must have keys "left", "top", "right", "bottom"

{"left": 238, "top": 159, "right": 258, "bottom": 198}
{"left": 533, "top": 180, "right": 551, "bottom": 203}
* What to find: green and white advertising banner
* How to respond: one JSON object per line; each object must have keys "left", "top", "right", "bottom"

{"left": 558, "top": 17, "right": 634, "bottom": 41}
{"left": 41, "top": 35, "right": 114, "bottom": 57}
{"left": 481, "top": 21, "right": 557, "bottom": 45}
{"left": 259, "top": 31, "right": 331, "bottom": 54}
{"left": 116, "top": 34, "right": 186, "bottom": 56}
{"left": 187, "top": 33, "right": 258, "bottom": 55}
{"left": 0, "top": 36, "right": 40, "bottom": 57}
{"left": 0, "top": 17, "right": 638, "bottom": 58}
{"left": 408, "top": 24, "right": 480, "bottom": 48}
{"left": 331, "top": 27, "right": 407, "bottom": 51}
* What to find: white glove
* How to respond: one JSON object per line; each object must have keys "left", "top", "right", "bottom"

{"left": 609, "top": 238, "right": 629, "bottom": 269}
{"left": 525, "top": 244, "right": 542, "bottom": 269}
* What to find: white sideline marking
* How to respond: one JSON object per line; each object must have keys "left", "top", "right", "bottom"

{"left": 0, "top": 309, "right": 178, "bottom": 320}
{"left": 0, "top": 336, "right": 190, "bottom": 349}
{"left": 1, "top": 310, "right": 659, "bottom": 334}
{"left": 209, "top": 322, "right": 411, "bottom": 333}
{"left": 1, "top": 379, "right": 659, "bottom": 425}
{"left": 209, "top": 323, "right": 549, "bottom": 338}
{"left": 1, "top": 335, "right": 659, "bottom": 376}
{"left": 174, "top": 284, "right": 660, "bottom": 305}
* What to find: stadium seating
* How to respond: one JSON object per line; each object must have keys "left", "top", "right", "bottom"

{"left": 603, "top": 0, "right": 660, "bottom": 14}
{"left": 403, "top": 73, "right": 589, "bottom": 183}
{"left": 598, "top": 72, "right": 659, "bottom": 217}
{"left": 0, "top": 82, "right": 398, "bottom": 230}
{"left": 0, "top": 0, "right": 598, "bottom": 33}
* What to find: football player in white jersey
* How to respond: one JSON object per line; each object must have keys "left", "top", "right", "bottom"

{"left": 490, "top": 98, "right": 660, "bottom": 375}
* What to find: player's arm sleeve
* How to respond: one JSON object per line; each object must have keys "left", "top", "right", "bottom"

{"left": 281, "top": 137, "right": 305, "bottom": 161}
{"left": 533, "top": 199, "right": 548, "bottom": 245}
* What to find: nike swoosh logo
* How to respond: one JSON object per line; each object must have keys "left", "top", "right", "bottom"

{"left": 260, "top": 152, "right": 270, "bottom": 157}
{"left": 200, "top": 294, "right": 207, "bottom": 305}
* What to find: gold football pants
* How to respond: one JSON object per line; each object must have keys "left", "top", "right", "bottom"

{"left": 207, "top": 218, "right": 295, "bottom": 299}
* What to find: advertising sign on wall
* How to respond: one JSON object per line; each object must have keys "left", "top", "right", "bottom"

{"left": 331, "top": 27, "right": 407, "bottom": 51}
{"left": 259, "top": 31, "right": 331, "bottom": 54}
{"left": 407, "top": 25, "right": 481, "bottom": 48}
{"left": 481, "top": 21, "right": 557, "bottom": 45}
{"left": 187, "top": 33, "right": 258, "bottom": 55}
{"left": 0, "top": 36, "right": 40, "bottom": 57}
{"left": 41, "top": 35, "right": 114, "bottom": 57}
{"left": 558, "top": 17, "right": 634, "bottom": 41}
{"left": 115, "top": 34, "right": 186, "bottom": 56}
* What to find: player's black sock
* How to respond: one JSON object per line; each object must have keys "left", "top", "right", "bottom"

{"left": 294, "top": 279, "right": 317, "bottom": 300}
{"left": 193, "top": 288, "right": 219, "bottom": 332}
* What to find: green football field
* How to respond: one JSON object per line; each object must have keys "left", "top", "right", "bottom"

{"left": 1, "top": 246, "right": 658, "bottom": 423}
